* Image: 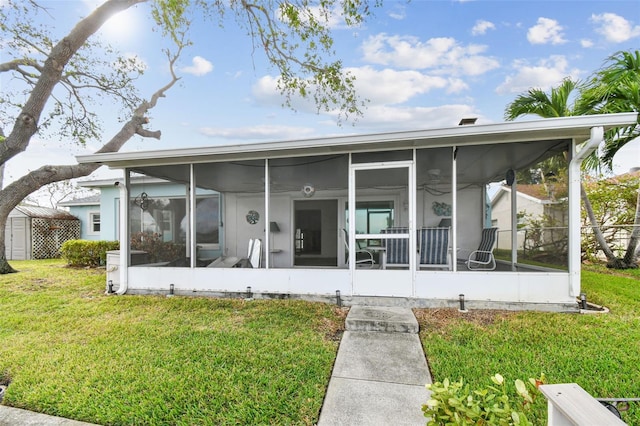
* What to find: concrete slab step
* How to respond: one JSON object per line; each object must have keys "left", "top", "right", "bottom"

{"left": 332, "top": 331, "right": 431, "bottom": 386}
{"left": 318, "top": 330, "right": 432, "bottom": 425}
{"left": 345, "top": 305, "right": 419, "bottom": 333}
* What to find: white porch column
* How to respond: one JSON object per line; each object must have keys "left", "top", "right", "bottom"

{"left": 347, "top": 153, "right": 355, "bottom": 292}
{"left": 452, "top": 146, "right": 457, "bottom": 271}
{"left": 265, "top": 159, "right": 271, "bottom": 269}
{"left": 410, "top": 149, "right": 417, "bottom": 295}
{"left": 510, "top": 173, "right": 518, "bottom": 270}
{"left": 189, "top": 164, "right": 196, "bottom": 268}
{"left": 568, "top": 126, "right": 604, "bottom": 297}
{"left": 117, "top": 170, "right": 130, "bottom": 295}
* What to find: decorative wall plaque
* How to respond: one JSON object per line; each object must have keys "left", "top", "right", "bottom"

{"left": 246, "top": 210, "right": 260, "bottom": 224}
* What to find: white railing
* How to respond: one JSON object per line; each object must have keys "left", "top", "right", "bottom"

{"left": 539, "top": 383, "right": 627, "bottom": 425}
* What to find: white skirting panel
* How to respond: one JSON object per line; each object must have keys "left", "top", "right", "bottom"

{"left": 127, "top": 267, "right": 351, "bottom": 296}
{"left": 353, "top": 269, "right": 413, "bottom": 297}
{"left": 126, "top": 267, "right": 572, "bottom": 304}
{"left": 414, "top": 271, "right": 573, "bottom": 304}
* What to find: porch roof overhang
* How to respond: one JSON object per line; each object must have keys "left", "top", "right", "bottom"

{"left": 78, "top": 114, "right": 637, "bottom": 171}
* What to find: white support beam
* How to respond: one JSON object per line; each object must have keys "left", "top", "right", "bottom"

{"left": 265, "top": 159, "right": 271, "bottom": 269}
{"left": 568, "top": 126, "right": 603, "bottom": 297}
{"left": 510, "top": 173, "right": 518, "bottom": 270}
{"left": 189, "top": 164, "right": 196, "bottom": 268}
{"left": 117, "top": 170, "right": 130, "bottom": 295}
{"left": 452, "top": 146, "right": 457, "bottom": 272}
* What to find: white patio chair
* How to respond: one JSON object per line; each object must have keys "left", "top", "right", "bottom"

{"left": 248, "top": 238, "right": 262, "bottom": 268}
{"left": 342, "top": 229, "right": 375, "bottom": 267}
{"left": 207, "top": 238, "right": 262, "bottom": 268}
{"left": 418, "top": 227, "right": 451, "bottom": 270}
{"left": 381, "top": 227, "right": 410, "bottom": 269}
{"left": 462, "top": 227, "right": 498, "bottom": 271}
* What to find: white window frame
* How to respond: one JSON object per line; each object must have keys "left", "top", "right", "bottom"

{"left": 88, "top": 211, "right": 101, "bottom": 236}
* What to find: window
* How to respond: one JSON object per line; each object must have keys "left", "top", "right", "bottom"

{"left": 346, "top": 200, "right": 395, "bottom": 247}
{"left": 129, "top": 194, "right": 220, "bottom": 245}
{"left": 89, "top": 212, "right": 100, "bottom": 234}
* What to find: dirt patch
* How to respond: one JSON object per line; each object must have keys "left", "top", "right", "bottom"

{"left": 414, "top": 308, "right": 516, "bottom": 330}
{"left": 319, "top": 307, "right": 349, "bottom": 342}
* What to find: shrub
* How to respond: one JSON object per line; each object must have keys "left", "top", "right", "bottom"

{"left": 130, "top": 231, "right": 185, "bottom": 263}
{"left": 423, "top": 374, "right": 544, "bottom": 425}
{"left": 60, "top": 240, "right": 119, "bottom": 267}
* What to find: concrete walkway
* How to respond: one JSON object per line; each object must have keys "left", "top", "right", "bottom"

{"left": 318, "top": 306, "right": 432, "bottom": 425}
{"left": 0, "top": 405, "right": 98, "bottom": 425}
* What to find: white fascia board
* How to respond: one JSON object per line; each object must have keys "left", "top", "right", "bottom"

{"left": 59, "top": 201, "right": 99, "bottom": 207}
{"left": 77, "top": 176, "right": 172, "bottom": 188}
{"left": 76, "top": 113, "right": 638, "bottom": 169}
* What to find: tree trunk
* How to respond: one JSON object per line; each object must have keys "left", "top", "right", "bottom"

{"left": 581, "top": 182, "right": 623, "bottom": 266}
{"left": 0, "top": 217, "right": 17, "bottom": 274}
{"left": 621, "top": 182, "right": 640, "bottom": 268}
{"left": 0, "top": 41, "right": 181, "bottom": 274}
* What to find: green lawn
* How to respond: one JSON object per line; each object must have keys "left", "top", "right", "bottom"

{"left": 0, "top": 260, "right": 345, "bottom": 425}
{"left": 2, "top": 260, "right": 639, "bottom": 425}
{"left": 417, "top": 265, "right": 640, "bottom": 425}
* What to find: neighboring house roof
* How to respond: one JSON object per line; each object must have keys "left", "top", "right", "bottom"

{"left": 58, "top": 194, "right": 100, "bottom": 207}
{"left": 609, "top": 169, "right": 640, "bottom": 181}
{"left": 491, "top": 185, "right": 560, "bottom": 207}
{"left": 516, "top": 184, "right": 554, "bottom": 201}
{"left": 12, "top": 205, "right": 78, "bottom": 220}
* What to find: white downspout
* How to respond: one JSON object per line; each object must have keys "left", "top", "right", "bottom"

{"left": 568, "top": 126, "right": 604, "bottom": 297}
{"left": 116, "top": 171, "right": 130, "bottom": 295}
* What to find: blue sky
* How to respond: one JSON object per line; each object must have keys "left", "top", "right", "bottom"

{"left": 3, "top": 0, "right": 640, "bottom": 183}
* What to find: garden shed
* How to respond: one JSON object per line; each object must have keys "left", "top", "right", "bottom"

{"left": 5, "top": 206, "right": 80, "bottom": 260}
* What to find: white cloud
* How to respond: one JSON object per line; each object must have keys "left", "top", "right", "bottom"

{"left": 361, "top": 33, "right": 499, "bottom": 75}
{"left": 350, "top": 104, "right": 485, "bottom": 131}
{"left": 527, "top": 17, "right": 566, "bottom": 45}
{"left": 180, "top": 56, "right": 213, "bottom": 76}
{"left": 252, "top": 66, "right": 468, "bottom": 113}
{"left": 472, "top": 20, "right": 495, "bottom": 36}
{"left": 199, "top": 125, "right": 315, "bottom": 140}
{"left": 349, "top": 66, "right": 460, "bottom": 105}
{"left": 281, "top": 3, "right": 348, "bottom": 30}
{"left": 591, "top": 13, "right": 640, "bottom": 43}
{"left": 121, "top": 52, "right": 148, "bottom": 72}
{"left": 496, "top": 55, "right": 582, "bottom": 95}
{"left": 388, "top": 4, "right": 406, "bottom": 20}
{"left": 611, "top": 139, "right": 640, "bottom": 175}
{"left": 580, "top": 39, "right": 594, "bottom": 48}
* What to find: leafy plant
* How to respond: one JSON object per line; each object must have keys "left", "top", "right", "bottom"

{"left": 130, "top": 231, "right": 185, "bottom": 263}
{"left": 423, "top": 374, "right": 544, "bottom": 425}
{"left": 60, "top": 240, "right": 119, "bottom": 267}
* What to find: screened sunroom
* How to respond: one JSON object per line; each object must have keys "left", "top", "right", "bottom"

{"left": 77, "top": 113, "right": 638, "bottom": 311}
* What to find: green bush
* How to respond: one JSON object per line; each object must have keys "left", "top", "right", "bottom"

{"left": 60, "top": 240, "right": 119, "bottom": 267}
{"left": 423, "top": 374, "right": 544, "bottom": 425}
{"left": 130, "top": 231, "right": 185, "bottom": 263}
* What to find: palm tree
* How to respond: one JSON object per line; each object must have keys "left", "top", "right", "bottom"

{"left": 505, "top": 78, "right": 580, "bottom": 120}
{"left": 578, "top": 50, "right": 640, "bottom": 169}
{"left": 504, "top": 50, "right": 640, "bottom": 268}
{"left": 578, "top": 50, "right": 640, "bottom": 268}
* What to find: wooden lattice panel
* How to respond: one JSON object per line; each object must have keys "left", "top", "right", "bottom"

{"left": 31, "top": 218, "right": 81, "bottom": 259}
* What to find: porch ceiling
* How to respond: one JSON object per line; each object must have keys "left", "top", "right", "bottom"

{"left": 76, "top": 113, "right": 638, "bottom": 193}
{"left": 129, "top": 139, "right": 568, "bottom": 193}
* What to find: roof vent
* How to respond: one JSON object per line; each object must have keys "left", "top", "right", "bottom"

{"left": 458, "top": 117, "right": 477, "bottom": 126}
